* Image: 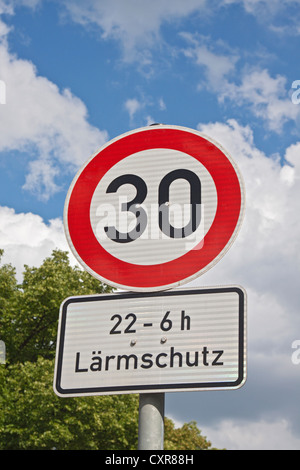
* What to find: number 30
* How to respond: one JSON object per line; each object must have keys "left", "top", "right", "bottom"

{"left": 104, "top": 169, "right": 201, "bottom": 243}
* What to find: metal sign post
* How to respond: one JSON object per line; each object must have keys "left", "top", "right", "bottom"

{"left": 138, "top": 393, "right": 165, "bottom": 450}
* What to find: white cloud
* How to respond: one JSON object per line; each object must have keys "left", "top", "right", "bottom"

{"left": 180, "top": 32, "right": 300, "bottom": 132}
{"left": 0, "top": 206, "right": 76, "bottom": 280}
{"left": 158, "top": 98, "right": 166, "bottom": 111}
{"left": 124, "top": 96, "right": 164, "bottom": 126}
{"left": 220, "top": 68, "right": 300, "bottom": 132}
{"left": 59, "top": 0, "right": 300, "bottom": 60}
{"left": 180, "top": 33, "right": 300, "bottom": 132}
{"left": 60, "top": 0, "right": 207, "bottom": 61}
{"left": 0, "top": 1, "right": 13, "bottom": 15}
{"left": 7, "top": 1, "right": 296, "bottom": 136}
{"left": 181, "top": 32, "right": 239, "bottom": 88}
{"left": 0, "top": 16, "right": 108, "bottom": 200}
{"left": 202, "top": 418, "right": 300, "bottom": 450}
{"left": 54, "top": 0, "right": 300, "bottom": 74}
{"left": 124, "top": 98, "right": 143, "bottom": 122}
{"left": 223, "top": 0, "right": 300, "bottom": 36}
{"left": 223, "top": 0, "right": 300, "bottom": 16}
{"left": 8, "top": 0, "right": 300, "bottom": 66}
{"left": 169, "top": 410, "right": 300, "bottom": 449}
{"left": 145, "top": 115, "right": 155, "bottom": 126}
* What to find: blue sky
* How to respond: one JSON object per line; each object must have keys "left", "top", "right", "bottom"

{"left": 1, "top": 0, "right": 300, "bottom": 450}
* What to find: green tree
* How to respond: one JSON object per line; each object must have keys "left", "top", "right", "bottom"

{"left": 0, "top": 249, "right": 18, "bottom": 320}
{"left": 164, "top": 418, "right": 212, "bottom": 450}
{"left": 0, "top": 249, "right": 215, "bottom": 450}
{"left": 0, "top": 358, "right": 139, "bottom": 450}
{"left": 2, "top": 249, "right": 112, "bottom": 364}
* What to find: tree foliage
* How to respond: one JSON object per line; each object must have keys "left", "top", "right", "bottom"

{"left": 0, "top": 357, "right": 139, "bottom": 450}
{"left": 1, "top": 249, "right": 112, "bottom": 364}
{"left": 0, "top": 249, "right": 215, "bottom": 450}
{"left": 164, "top": 418, "right": 212, "bottom": 450}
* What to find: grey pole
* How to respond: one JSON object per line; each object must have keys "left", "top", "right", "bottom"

{"left": 138, "top": 393, "right": 165, "bottom": 450}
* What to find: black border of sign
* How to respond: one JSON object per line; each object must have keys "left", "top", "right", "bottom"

{"left": 54, "top": 286, "right": 246, "bottom": 396}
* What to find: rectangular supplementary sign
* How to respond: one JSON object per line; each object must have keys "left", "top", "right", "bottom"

{"left": 53, "top": 286, "right": 246, "bottom": 397}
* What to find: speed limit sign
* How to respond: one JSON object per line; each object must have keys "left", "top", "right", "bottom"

{"left": 64, "top": 125, "right": 245, "bottom": 291}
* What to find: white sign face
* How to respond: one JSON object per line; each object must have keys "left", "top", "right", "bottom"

{"left": 89, "top": 148, "right": 217, "bottom": 265}
{"left": 53, "top": 287, "right": 246, "bottom": 397}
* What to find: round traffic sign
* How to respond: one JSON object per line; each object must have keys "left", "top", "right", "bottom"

{"left": 64, "top": 125, "right": 245, "bottom": 291}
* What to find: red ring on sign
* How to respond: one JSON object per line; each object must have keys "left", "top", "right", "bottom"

{"left": 66, "top": 127, "right": 242, "bottom": 290}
